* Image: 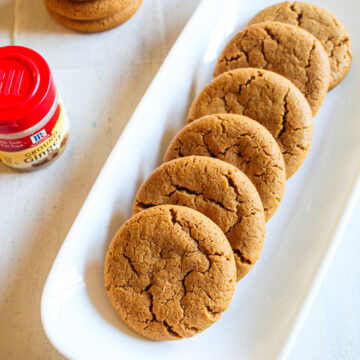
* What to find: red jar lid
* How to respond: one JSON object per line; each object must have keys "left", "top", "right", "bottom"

{"left": 0, "top": 46, "right": 56, "bottom": 134}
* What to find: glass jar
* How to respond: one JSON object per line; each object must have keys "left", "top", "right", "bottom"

{"left": 0, "top": 46, "right": 70, "bottom": 171}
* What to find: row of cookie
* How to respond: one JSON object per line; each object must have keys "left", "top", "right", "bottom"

{"left": 44, "top": 0, "right": 142, "bottom": 33}
{"left": 103, "top": 2, "right": 352, "bottom": 342}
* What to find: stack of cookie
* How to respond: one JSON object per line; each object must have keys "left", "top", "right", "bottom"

{"left": 104, "top": 2, "right": 352, "bottom": 341}
{"left": 44, "top": 0, "right": 142, "bottom": 33}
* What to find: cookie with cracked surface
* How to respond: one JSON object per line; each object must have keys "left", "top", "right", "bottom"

{"left": 132, "top": 156, "right": 266, "bottom": 281}
{"left": 164, "top": 114, "right": 286, "bottom": 221}
{"left": 187, "top": 68, "right": 313, "bottom": 178}
{"left": 214, "top": 22, "right": 330, "bottom": 115}
{"left": 248, "top": 1, "right": 352, "bottom": 90}
{"left": 46, "top": 0, "right": 142, "bottom": 33}
{"left": 105, "top": 205, "right": 236, "bottom": 340}
{"left": 44, "top": 0, "right": 133, "bottom": 21}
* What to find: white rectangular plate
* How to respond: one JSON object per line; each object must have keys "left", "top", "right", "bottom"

{"left": 41, "top": 0, "right": 360, "bottom": 359}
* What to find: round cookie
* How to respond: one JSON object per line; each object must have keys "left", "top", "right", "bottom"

{"left": 44, "top": 0, "right": 133, "bottom": 21}
{"left": 164, "top": 114, "right": 286, "bottom": 221}
{"left": 105, "top": 205, "right": 237, "bottom": 340}
{"left": 214, "top": 22, "right": 330, "bottom": 115}
{"left": 132, "top": 156, "right": 266, "bottom": 281}
{"left": 248, "top": 1, "right": 352, "bottom": 90}
{"left": 46, "top": 0, "right": 142, "bottom": 33}
{"left": 187, "top": 68, "right": 313, "bottom": 179}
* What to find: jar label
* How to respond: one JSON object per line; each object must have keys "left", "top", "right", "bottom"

{"left": 0, "top": 103, "right": 69, "bottom": 170}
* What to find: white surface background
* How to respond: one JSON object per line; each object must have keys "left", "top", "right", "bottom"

{"left": 0, "top": 0, "right": 359, "bottom": 359}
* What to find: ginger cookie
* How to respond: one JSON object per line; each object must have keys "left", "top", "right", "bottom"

{"left": 132, "top": 156, "right": 266, "bottom": 281}
{"left": 105, "top": 205, "right": 236, "bottom": 340}
{"left": 248, "top": 1, "right": 352, "bottom": 90}
{"left": 44, "top": 0, "right": 133, "bottom": 21}
{"left": 46, "top": 0, "right": 142, "bottom": 33}
{"left": 214, "top": 22, "right": 330, "bottom": 115}
{"left": 187, "top": 68, "right": 313, "bottom": 179}
{"left": 164, "top": 114, "right": 286, "bottom": 221}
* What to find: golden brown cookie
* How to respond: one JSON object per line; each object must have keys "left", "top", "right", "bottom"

{"left": 104, "top": 205, "right": 236, "bottom": 340}
{"left": 132, "top": 156, "right": 266, "bottom": 281}
{"left": 46, "top": 0, "right": 142, "bottom": 33}
{"left": 248, "top": 1, "right": 352, "bottom": 90}
{"left": 164, "top": 114, "right": 286, "bottom": 221}
{"left": 187, "top": 68, "right": 313, "bottom": 179}
{"left": 44, "top": 0, "right": 133, "bottom": 21}
{"left": 214, "top": 22, "right": 330, "bottom": 115}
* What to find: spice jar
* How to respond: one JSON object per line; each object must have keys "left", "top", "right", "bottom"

{"left": 0, "top": 46, "right": 69, "bottom": 171}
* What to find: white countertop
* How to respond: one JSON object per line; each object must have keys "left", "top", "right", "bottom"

{"left": 0, "top": 0, "right": 359, "bottom": 358}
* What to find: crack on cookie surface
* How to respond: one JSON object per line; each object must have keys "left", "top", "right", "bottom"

{"left": 233, "top": 249, "right": 252, "bottom": 265}
{"left": 289, "top": 3, "right": 303, "bottom": 26}
{"left": 122, "top": 253, "right": 139, "bottom": 277}
{"left": 277, "top": 88, "right": 290, "bottom": 139}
